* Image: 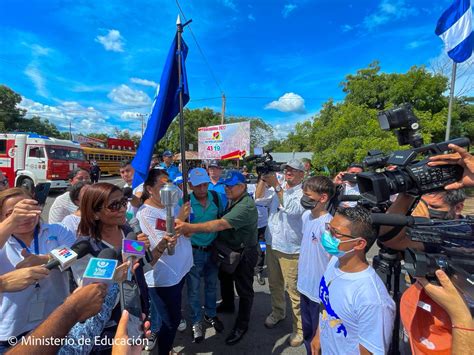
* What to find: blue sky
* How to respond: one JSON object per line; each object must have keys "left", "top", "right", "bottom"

{"left": 0, "top": 0, "right": 470, "bottom": 139}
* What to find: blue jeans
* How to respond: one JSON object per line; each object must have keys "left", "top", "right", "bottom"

{"left": 300, "top": 293, "right": 320, "bottom": 355}
{"left": 186, "top": 248, "right": 218, "bottom": 324}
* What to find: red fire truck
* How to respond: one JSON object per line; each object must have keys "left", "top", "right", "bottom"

{"left": 0, "top": 133, "right": 90, "bottom": 190}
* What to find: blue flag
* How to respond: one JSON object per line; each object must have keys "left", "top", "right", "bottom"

{"left": 131, "top": 34, "right": 189, "bottom": 188}
{"left": 435, "top": 0, "right": 473, "bottom": 63}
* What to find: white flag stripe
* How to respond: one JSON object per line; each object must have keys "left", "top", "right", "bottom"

{"left": 439, "top": 9, "right": 472, "bottom": 51}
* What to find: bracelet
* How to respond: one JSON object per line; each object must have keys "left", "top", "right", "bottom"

{"left": 452, "top": 325, "right": 474, "bottom": 331}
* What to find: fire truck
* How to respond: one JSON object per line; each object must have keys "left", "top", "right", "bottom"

{"left": 0, "top": 133, "right": 90, "bottom": 191}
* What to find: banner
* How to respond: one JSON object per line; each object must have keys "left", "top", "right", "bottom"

{"left": 198, "top": 121, "right": 250, "bottom": 160}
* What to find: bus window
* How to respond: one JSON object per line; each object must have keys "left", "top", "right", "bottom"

{"left": 0, "top": 140, "right": 6, "bottom": 155}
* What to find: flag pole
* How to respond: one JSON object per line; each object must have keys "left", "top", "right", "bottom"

{"left": 445, "top": 61, "right": 457, "bottom": 141}
{"left": 177, "top": 15, "right": 189, "bottom": 201}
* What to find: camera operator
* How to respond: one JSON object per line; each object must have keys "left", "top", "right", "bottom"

{"left": 378, "top": 143, "right": 474, "bottom": 352}
{"left": 333, "top": 163, "right": 364, "bottom": 208}
{"left": 256, "top": 159, "right": 305, "bottom": 347}
{"left": 381, "top": 190, "right": 466, "bottom": 251}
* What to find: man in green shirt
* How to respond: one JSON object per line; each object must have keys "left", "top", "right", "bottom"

{"left": 175, "top": 170, "right": 258, "bottom": 346}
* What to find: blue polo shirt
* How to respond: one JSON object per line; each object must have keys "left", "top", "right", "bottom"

{"left": 208, "top": 180, "right": 228, "bottom": 208}
{"left": 189, "top": 191, "right": 223, "bottom": 247}
{"left": 159, "top": 162, "right": 180, "bottom": 181}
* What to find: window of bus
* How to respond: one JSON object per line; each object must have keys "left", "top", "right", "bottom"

{"left": 0, "top": 141, "right": 6, "bottom": 155}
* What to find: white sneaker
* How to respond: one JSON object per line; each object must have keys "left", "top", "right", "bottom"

{"left": 178, "top": 318, "right": 187, "bottom": 332}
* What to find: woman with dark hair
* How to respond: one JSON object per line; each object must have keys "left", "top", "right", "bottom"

{"left": 0, "top": 188, "right": 75, "bottom": 353}
{"left": 72, "top": 182, "right": 151, "bottom": 354}
{"left": 136, "top": 168, "right": 192, "bottom": 354}
{"left": 48, "top": 168, "right": 90, "bottom": 223}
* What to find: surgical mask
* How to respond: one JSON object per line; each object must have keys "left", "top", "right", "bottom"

{"left": 321, "top": 230, "right": 360, "bottom": 258}
{"left": 428, "top": 208, "right": 449, "bottom": 220}
{"left": 300, "top": 195, "right": 319, "bottom": 210}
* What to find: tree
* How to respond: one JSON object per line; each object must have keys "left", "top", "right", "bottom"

{"left": 0, "top": 85, "right": 26, "bottom": 130}
{"left": 18, "top": 116, "right": 62, "bottom": 138}
{"left": 270, "top": 62, "right": 473, "bottom": 173}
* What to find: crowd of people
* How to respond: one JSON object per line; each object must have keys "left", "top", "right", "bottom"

{"left": 0, "top": 143, "right": 472, "bottom": 355}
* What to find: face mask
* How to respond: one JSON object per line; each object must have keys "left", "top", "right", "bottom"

{"left": 321, "top": 230, "right": 360, "bottom": 258}
{"left": 428, "top": 208, "right": 449, "bottom": 220}
{"left": 300, "top": 195, "right": 319, "bottom": 210}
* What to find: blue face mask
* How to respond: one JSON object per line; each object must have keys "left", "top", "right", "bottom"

{"left": 321, "top": 230, "right": 360, "bottom": 258}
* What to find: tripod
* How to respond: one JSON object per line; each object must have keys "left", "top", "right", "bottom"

{"left": 373, "top": 247, "right": 403, "bottom": 355}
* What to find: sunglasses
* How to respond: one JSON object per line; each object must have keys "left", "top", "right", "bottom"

{"left": 105, "top": 197, "right": 128, "bottom": 212}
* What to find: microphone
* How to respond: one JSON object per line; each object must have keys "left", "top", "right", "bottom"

{"left": 45, "top": 240, "right": 93, "bottom": 271}
{"left": 82, "top": 248, "right": 119, "bottom": 286}
{"left": 128, "top": 218, "right": 154, "bottom": 263}
{"left": 370, "top": 213, "right": 432, "bottom": 227}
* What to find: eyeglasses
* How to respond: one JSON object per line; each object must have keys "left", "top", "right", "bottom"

{"left": 325, "top": 223, "right": 358, "bottom": 239}
{"left": 105, "top": 197, "right": 128, "bottom": 212}
{"left": 0, "top": 180, "right": 8, "bottom": 186}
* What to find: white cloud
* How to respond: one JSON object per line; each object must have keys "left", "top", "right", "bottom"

{"left": 341, "top": 24, "right": 353, "bottom": 32}
{"left": 406, "top": 40, "right": 429, "bottom": 49}
{"left": 24, "top": 64, "right": 48, "bottom": 97}
{"left": 223, "top": 0, "right": 237, "bottom": 11}
{"left": 19, "top": 97, "right": 106, "bottom": 132}
{"left": 363, "top": 0, "right": 418, "bottom": 30}
{"left": 273, "top": 123, "right": 296, "bottom": 139}
{"left": 107, "top": 85, "right": 151, "bottom": 106}
{"left": 130, "top": 77, "right": 158, "bottom": 88}
{"left": 120, "top": 111, "right": 148, "bottom": 120}
{"left": 95, "top": 29, "right": 125, "bottom": 52}
{"left": 265, "top": 92, "right": 306, "bottom": 113}
{"left": 282, "top": 3, "right": 297, "bottom": 18}
{"left": 248, "top": 14, "right": 256, "bottom": 21}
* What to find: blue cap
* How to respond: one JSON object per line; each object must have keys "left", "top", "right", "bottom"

{"left": 222, "top": 170, "right": 246, "bottom": 186}
{"left": 188, "top": 168, "right": 211, "bottom": 186}
{"left": 173, "top": 174, "right": 183, "bottom": 185}
{"left": 163, "top": 150, "right": 173, "bottom": 157}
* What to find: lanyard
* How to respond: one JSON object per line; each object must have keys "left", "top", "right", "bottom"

{"left": 13, "top": 226, "right": 40, "bottom": 255}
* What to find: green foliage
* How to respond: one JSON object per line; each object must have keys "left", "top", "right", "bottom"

{"left": 0, "top": 85, "right": 26, "bottom": 130}
{"left": 270, "top": 62, "right": 473, "bottom": 174}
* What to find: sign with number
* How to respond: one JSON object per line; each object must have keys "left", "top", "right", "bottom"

{"left": 198, "top": 122, "right": 250, "bottom": 160}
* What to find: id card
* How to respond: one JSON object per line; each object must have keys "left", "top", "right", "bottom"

{"left": 28, "top": 300, "right": 45, "bottom": 322}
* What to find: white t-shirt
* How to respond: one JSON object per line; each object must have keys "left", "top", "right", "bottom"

{"left": 319, "top": 257, "right": 395, "bottom": 355}
{"left": 124, "top": 183, "right": 143, "bottom": 220}
{"left": 247, "top": 184, "right": 270, "bottom": 229}
{"left": 297, "top": 211, "right": 332, "bottom": 302}
{"left": 0, "top": 223, "right": 75, "bottom": 340}
{"left": 60, "top": 214, "right": 81, "bottom": 235}
{"left": 48, "top": 191, "right": 78, "bottom": 224}
{"left": 136, "top": 204, "right": 192, "bottom": 287}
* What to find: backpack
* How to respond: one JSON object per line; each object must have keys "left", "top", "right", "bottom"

{"left": 209, "top": 190, "right": 223, "bottom": 218}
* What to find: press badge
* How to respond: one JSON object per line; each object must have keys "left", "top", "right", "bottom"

{"left": 28, "top": 287, "right": 45, "bottom": 322}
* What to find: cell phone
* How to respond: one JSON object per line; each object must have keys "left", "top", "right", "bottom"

{"left": 34, "top": 183, "right": 51, "bottom": 205}
{"left": 342, "top": 173, "right": 357, "bottom": 183}
{"left": 120, "top": 280, "right": 143, "bottom": 341}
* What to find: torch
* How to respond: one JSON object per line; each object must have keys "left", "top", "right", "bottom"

{"left": 160, "top": 183, "right": 181, "bottom": 255}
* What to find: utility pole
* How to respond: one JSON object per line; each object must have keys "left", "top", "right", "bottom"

{"left": 136, "top": 113, "right": 147, "bottom": 137}
{"left": 69, "top": 120, "right": 72, "bottom": 140}
{"left": 221, "top": 93, "right": 226, "bottom": 125}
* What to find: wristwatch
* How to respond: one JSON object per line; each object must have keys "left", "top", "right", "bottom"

{"left": 275, "top": 185, "right": 282, "bottom": 193}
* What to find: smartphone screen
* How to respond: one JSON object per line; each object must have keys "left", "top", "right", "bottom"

{"left": 34, "top": 183, "right": 51, "bottom": 205}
